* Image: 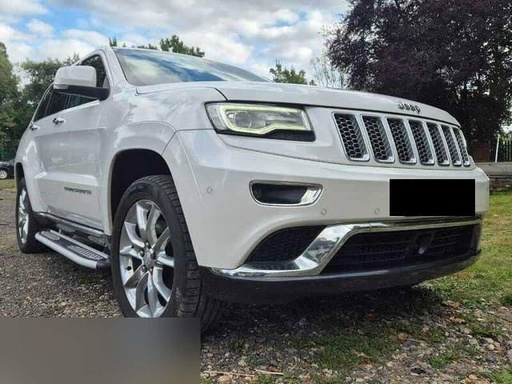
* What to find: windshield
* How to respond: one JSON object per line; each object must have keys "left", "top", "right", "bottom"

{"left": 114, "top": 48, "right": 268, "bottom": 86}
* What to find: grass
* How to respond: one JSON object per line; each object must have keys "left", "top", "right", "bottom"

{"left": 483, "top": 367, "right": 512, "bottom": 384}
{"left": 428, "top": 348, "right": 461, "bottom": 369}
{"left": 432, "top": 192, "right": 512, "bottom": 307}
{"left": 306, "top": 192, "right": 512, "bottom": 374}
{"left": 0, "top": 178, "right": 16, "bottom": 193}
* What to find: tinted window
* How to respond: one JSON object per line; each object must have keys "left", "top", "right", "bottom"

{"left": 81, "top": 55, "right": 109, "bottom": 88}
{"left": 46, "top": 91, "right": 68, "bottom": 116}
{"left": 34, "top": 87, "right": 52, "bottom": 121}
{"left": 114, "top": 48, "right": 267, "bottom": 86}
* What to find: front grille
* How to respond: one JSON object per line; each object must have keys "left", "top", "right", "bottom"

{"left": 334, "top": 112, "right": 471, "bottom": 167}
{"left": 363, "top": 116, "right": 393, "bottom": 162}
{"left": 442, "top": 125, "right": 462, "bottom": 166}
{"left": 388, "top": 118, "right": 415, "bottom": 163}
{"left": 246, "top": 226, "right": 325, "bottom": 263}
{"left": 334, "top": 114, "right": 369, "bottom": 161}
{"left": 325, "top": 225, "right": 475, "bottom": 273}
{"left": 409, "top": 120, "right": 435, "bottom": 165}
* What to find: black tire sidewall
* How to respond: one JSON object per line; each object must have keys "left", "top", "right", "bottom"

{"left": 111, "top": 177, "right": 191, "bottom": 318}
{"left": 16, "top": 179, "right": 43, "bottom": 253}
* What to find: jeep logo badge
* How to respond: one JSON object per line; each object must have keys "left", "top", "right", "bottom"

{"left": 398, "top": 102, "right": 421, "bottom": 114}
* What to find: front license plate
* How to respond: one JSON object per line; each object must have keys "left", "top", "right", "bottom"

{"left": 390, "top": 179, "right": 475, "bottom": 216}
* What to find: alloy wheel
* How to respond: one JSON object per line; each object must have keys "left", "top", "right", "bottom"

{"left": 119, "top": 200, "right": 174, "bottom": 318}
{"left": 17, "top": 188, "right": 29, "bottom": 244}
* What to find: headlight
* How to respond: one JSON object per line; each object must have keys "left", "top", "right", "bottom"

{"left": 206, "top": 103, "right": 313, "bottom": 140}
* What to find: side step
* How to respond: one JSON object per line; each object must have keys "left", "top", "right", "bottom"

{"left": 35, "top": 230, "right": 111, "bottom": 270}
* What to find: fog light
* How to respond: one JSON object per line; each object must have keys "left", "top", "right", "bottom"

{"left": 250, "top": 182, "right": 322, "bottom": 206}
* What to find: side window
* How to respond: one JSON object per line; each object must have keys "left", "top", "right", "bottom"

{"left": 33, "top": 87, "right": 52, "bottom": 121}
{"left": 46, "top": 90, "right": 69, "bottom": 117}
{"left": 80, "top": 55, "right": 109, "bottom": 88}
{"left": 66, "top": 94, "right": 96, "bottom": 109}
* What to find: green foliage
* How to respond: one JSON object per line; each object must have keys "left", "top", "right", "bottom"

{"left": 160, "top": 35, "right": 205, "bottom": 57}
{"left": 269, "top": 62, "right": 310, "bottom": 85}
{"left": 329, "top": 0, "right": 512, "bottom": 143}
{"left": 136, "top": 43, "right": 159, "bottom": 50}
{"left": 109, "top": 36, "right": 117, "bottom": 47}
{"left": 0, "top": 42, "right": 21, "bottom": 154}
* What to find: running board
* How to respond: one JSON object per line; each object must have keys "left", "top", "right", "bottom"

{"left": 35, "top": 230, "right": 111, "bottom": 270}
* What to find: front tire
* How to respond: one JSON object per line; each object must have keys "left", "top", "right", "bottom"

{"left": 111, "top": 175, "right": 223, "bottom": 332}
{"left": 16, "top": 178, "right": 47, "bottom": 253}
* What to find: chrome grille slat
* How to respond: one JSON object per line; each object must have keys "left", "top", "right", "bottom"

{"left": 453, "top": 128, "right": 471, "bottom": 167}
{"left": 333, "top": 111, "right": 471, "bottom": 168}
{"left": 441, "top": 125, "right": 462, "bottom": 166}
{"left": 362, "top": 116, "right": 394, "bottom": 163}
{"left": 426, "top": 123, "right": 450, "bottom": 166}
{"left": 409, "top": 120, "right": 435, "bottom": 165}
{"left": 387, "top": 118, "right": 416, "bottom": 164}
{"left": 334, "top": 114, "right": 369, "bottom": 161}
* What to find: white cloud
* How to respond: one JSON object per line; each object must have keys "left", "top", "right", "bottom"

{"left": 27, "top": 19, "right": 54, "bottom": 37}
{"left": 0, "top": 0, "right": 46, "bottom": 15}
{"left": 2, "top": 0, "right": 351, "bottom": 80}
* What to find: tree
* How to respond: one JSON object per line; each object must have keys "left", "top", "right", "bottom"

{"left": 328, "top": 0, "right": 512, "bottom": 144}
{"left": 109, "top": 36, "right": 118, "bottom": 47}
{"left": 160, "top": 35, "right": 205, "bottom": 57}
{"left": 310, "top": 56, "right": 346, "bottom": 89}
{"left": 137, "top": 43, "right": 159, "bottom": 50}
{"left": 269, "top": 62, "right": 310, "bottom": 84}
{"left": 0, "top": 42, "right": 21, "bottom": 156}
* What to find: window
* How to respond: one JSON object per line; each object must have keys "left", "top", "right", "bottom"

{"left": 46, "top": 91, "right": 69, "bottom": 117}
{"left": 80, "top": 55, "right": 109, "bottom": 88}
{"left": 113, "top": 48, "right": 267, "bottom": 86}
{"left": 33, "top": 87, "right": 52, "bottom": 121}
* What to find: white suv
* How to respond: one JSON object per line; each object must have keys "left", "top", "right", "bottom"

{"left": 15, "top": 47, "right": 489, "bottom": 330}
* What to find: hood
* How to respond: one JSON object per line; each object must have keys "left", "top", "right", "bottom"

{"left": 136, "top": 81, "right": 459, "bottom": 126}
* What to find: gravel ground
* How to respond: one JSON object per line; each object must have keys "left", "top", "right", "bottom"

{"left": 1, "top": 186, "right": 511, "bottom": 383}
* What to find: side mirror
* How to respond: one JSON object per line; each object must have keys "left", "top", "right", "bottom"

{"left": 53, "top": 66, "right": 109, "bottom": 101}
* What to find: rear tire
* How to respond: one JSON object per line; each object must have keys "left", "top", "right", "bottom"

{"left": 111, "top": 175, "right": 223, "bottom": 332}
{"left": 0, "top": 168, "right": 8, "bottom": 180}
{"left": 16, "top": 178, "right": 47, "bottom": 253}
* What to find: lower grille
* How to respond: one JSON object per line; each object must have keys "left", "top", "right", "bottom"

{"left": 246, "top": 226, "right": 325, "bottom": 263}
{"left": 325, "top": 225, "right": 475, "bottom": 272}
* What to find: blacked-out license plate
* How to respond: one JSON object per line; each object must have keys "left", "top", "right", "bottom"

{"left": 390, "top": 179, "right": 475, "bottom": 216}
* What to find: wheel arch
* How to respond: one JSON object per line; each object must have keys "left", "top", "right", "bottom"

{"left": 108, "top": 149, "right": 172, "bottom": 231}
{"left": 15, "top": 162, "right": 24, "bottom": 186}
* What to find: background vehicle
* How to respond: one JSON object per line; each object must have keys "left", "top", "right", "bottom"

{"left": 14, "top": 47, "right": 489, "bottom": 331}
{"left": 0, "top": 159, "right": 14, "bottom": 179}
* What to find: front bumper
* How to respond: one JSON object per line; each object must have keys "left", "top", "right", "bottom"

{"left": 202, "top": 251, "right": 480, "bottom": 304}
{"left": 211, "top": 217, "right": 481, "bottom": 278}
{"left": 163, "top": 130, "right": 489, "bottom": 270}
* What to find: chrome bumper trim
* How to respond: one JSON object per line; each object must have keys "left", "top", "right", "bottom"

{"left": 211, "top": 217, "right": 481, "bottom": 278}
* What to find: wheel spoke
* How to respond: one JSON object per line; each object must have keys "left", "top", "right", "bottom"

{"left": 153, "top": 268, "right": 172, "bottom": 302}
{"left": 146, "top": 273, "right": 159, "bottom": 316}
{"left": 124, "top": 222, "right": 144, "bottom": 249}
{"left": 135, "top": 202, "right": 149, "bottom": 242}
{"left": 154, "top": 227, "right": 170, "bottom": 253}
{"left": 146, "top": 205, "right": 160, "bottom": 246}
{"left": 157, "top": 253, "right": 175, "bottom": 268}
{"left": 119, "top": 245, "right": 143, "bottom": 260}
{"left": 135, "top": 273, "right": 149, "bottom": 313}
{"left": 124, "top": 264, "right": 145, "bottom": 288}
{"left": 22, "top": 220, "right": 29, "bottom": 239}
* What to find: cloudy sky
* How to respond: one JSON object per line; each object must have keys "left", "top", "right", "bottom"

{"left": 0, "top": 0, "right": 350, "bottom": 78}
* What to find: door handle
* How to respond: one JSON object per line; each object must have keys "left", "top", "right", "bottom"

{"left": 29, "top": 124, "right": 40, "bottom": 131}
{"left": 53, "top": 117, "right": 66, "bottom": 125}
